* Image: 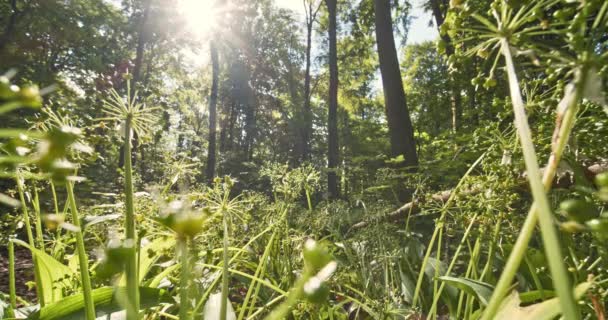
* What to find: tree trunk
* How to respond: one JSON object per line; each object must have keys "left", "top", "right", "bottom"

{"left": 429, "top": 0, "right": 462, "bottom": 133}
{"left": 0, "top": 0, "right": 20, "bottom": 52}
{"left": 374, "top": 0, "right": 418, "bottom": 167}
{"left": 301, "top": 0, "right": 320, "bottom": 163}
{"left": 132, "top": 0, "right": 151, "bottom": 85}
{"left": 326, "top": 0, "right": 339, "bottom": 199}
{"left": 205, "top": 40, "right": 219, "bottom": 184}
{"left": 120, "top": 0, "right": 150, "bottom": 169}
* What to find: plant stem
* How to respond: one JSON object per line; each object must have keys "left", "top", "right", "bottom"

{"left": 66, "top": 180, "right": 96, "bottom": 320}
{"left": 428, "top": 214, "right": 479, "bottom": 317}
{"left": 484, "top": 38, "right": 580, "bottom": 320}
{"left": 123, "top": 114, "right": 140, "bottom": 320}
{"left": 50, "top": 180, "right": 64, "bottom": 243}
{"left": 33, "top": 187, "right": 45, "bottom": 252}
{"left": 411, "top": 153, "right": 486, "bottom": 308}
{"left": 179, "top": 238, "right": 191, "bottom": 320}
{"left": 50, "top": 181, "right": 60, "bottom": 215}
{"left": 305, "top": 187, "right": 313, "bottom": 211}
{"left": 263, "top": 269, "right": 313, "bottom": 320}
{"left": 191, "top": 226, "right": 273, "bottom": 315}
{"left": 8, "top": 239, "right": 16, "bottom": 317}
{"left": 220, "top": 210, "right": 230, "bottom": 320}
{"left": 482, "top": 60, "right": 585, "bottom": 318}
{"left": 430, "top": 226, "right": 443, "bottom": 320}
{"left": 240, "top": 232, "right": 277, "bottom": 320}
{"left": 479, "top": 217, "right": 501, "bottom": 282}
{"left": 16, "top": 176, "right": 44, "bottom": 306}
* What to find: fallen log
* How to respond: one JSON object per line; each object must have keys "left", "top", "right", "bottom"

{"left": 350, "top": 161, "right": 608, "bottom": 230}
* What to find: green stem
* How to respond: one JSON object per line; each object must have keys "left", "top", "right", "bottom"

{"left": 239, "top": 232, "right": 277, "bottom": 320}
{"left": 50, "top": 181, "right": 64, "bottom": 243}
{"left": 220, "top": 210, "right": 230, "bottom": 320}
{"left": 485, "top": 38, "right": 579, "bottom": 320}
{"left": 50, "top": 181, "right": 60, "bottom": 215}
{"left": 479, "top": 217, "right": 501, "bottom": 282}
{"left": 0, "top": 101, "right": 23, "bottom": 114}
{"left": 262, "top": 269, "right": 313, "bottom": 320}
{"left": 179, "top": 238, "right": 191, "bottom": 320}
{"left": 191, "top": 226, "right": 273, "bottom": 314}
{"left": 456, "top": 254, "right": 474, "bottom": 319}
{"left": 16, "top": 176, "right": 44, "bottom": 306}
{"left": 8, "top": 238, "right": 16, "bottom": 317}
{"left": 411, "top": 153, "right": 486, "bottom": 308}
{"left": 305, "top": 187, "right": 313, "bottom": 211}
{"left": 482, "top": 63, "right": 584, "bottom": 316}
{"left": 66, "top": 181, "right": 96, "bottom": 320}
{"left": 33, "top": 187, "right": 45, "bottom": 252}
{"left": 428, "top": 214, "right": 479, "bottom": 317}
{"left": 123, "top": 114, "right": 140, "bottom": 320}
{"left": 430, "top": 226, "right": 443, "bottom": 320}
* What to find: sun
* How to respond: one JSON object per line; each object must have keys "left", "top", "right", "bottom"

{"left": 177, "top": 0, "right": 219, "bottom": 40}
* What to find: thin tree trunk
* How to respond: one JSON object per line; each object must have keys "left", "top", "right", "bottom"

{"left": 206, "top": 41, "right": 219, "bottom": 184}
{"left": 119, "top": 0, "right": 150, "bottom": 169}
{"left": 374, "top": 0, "right": 418, "bottom": 167}
{"left": 0, "top": 0, "right": 20, "bottom": 52}
{"left": 301, "top": 0, "right": 320, "bottom": 162}
{"left": 326, "top": 0, "right": 339, "bottom": 199}
{"left": 429, "top": 0, "right": 462, "bottom": 132}
{"left": 132, "top": 0, "right": 150, "bottom": 85}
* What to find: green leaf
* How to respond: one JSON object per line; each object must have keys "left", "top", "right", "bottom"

{"left": 118, "top": 237, "right": 176, "bottom": 286}
{"left": 28, "top": 286, "right": 171, "bottom": 320}
{"left": 495, "top": 282, "right": 592, "bottom": 320}
{"left": 147, "top": 264, "right": 180, "bottom": 288}
{"left": 11, "top": 239, "right": 75, "bottom": 304}
{"left": 519, "top": 290, "right": 555, "bottom": 304}
{"left": 438, "top": 276, "right": 494, "bottom": 306}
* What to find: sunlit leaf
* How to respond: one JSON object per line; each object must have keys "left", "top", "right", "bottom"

{"left": 203, "top": 293, "right": 236, "bottom": 320}
{"left": 495, "top": 282, "right": 592, "bottom": 320}
{"left": 11, "top": 239, "right": 75, "bottom": 304}
{"left": 438, "top": 276, "right": 494, "bottom": 306}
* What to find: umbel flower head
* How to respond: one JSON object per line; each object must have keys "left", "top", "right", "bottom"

{"left": 98, "top": 72, "right": 159, "bottom": 141}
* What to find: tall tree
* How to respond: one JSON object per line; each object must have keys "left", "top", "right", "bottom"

{"left": 0, "top": 0, "right": 21, "bottom": 52}
{"left": 132, "top": 0, "right": 151, "bottom": 85}
{"left": 205, "top": 40, "right": 219, "bottom": 184}
{"left": 373, "top": 0, "right": 418, "bottom": 168}
{"left": 119, "top": 0, "right": 150, "bottom": 168}
{"left": 300, "top": 0, "right": 321, "bottom": 162}
{"left": 428, "top": 0, "right": 462, "bottom": 132}
{"left": 326, "top": 0, "right": 339, "bottom": 199}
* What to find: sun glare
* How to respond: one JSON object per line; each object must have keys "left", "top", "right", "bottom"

{"left": 178, "top": 0, "right": 218, "bottom": 40}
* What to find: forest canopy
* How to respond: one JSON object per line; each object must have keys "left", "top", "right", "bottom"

{"left": 0, "top": 0, "right": 607, "bottom": 319}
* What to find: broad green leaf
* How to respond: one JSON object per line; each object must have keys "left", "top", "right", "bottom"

{"left": 495, "top": 282, "right": 592, "bottom": 320}
{"left": 438, "top": 276, "right": 494, "bottom": 306}
{"left": 119, "top": 237, "right": 176, "bottom": 286}
{"left": 11, "top": 239, "right": 75, "bottom": 304}
{"left": 398, "top": 262, "right": 415, "bottom": 304}
{"left": 28, "top": 286, "right": 171, "bottom": 320}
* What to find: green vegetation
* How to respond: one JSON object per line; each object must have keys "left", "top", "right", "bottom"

{"left": 1, "top": 0, "right": 608, "bottom": 319}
